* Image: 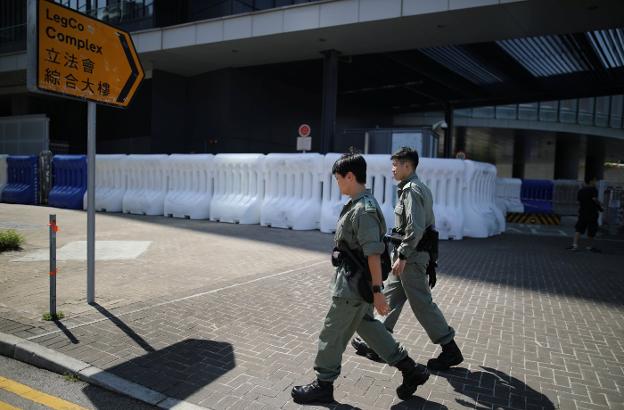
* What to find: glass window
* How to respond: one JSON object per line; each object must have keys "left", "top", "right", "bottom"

{"left": 472, "top": 106, "right": 495, "bottom": 119}
{"left": 495, "top": 105, "right": 516, "bottom": 120}
{"left": 539, "top": 101, "right": 557, "bottom": 122}
{"left": 559, "top": 99, "right": 577, "bottom": 123}
{"left": 455, "top": 108, "right": 472, "bottom": 118}
{"left": 518, "top": 102, "right": 538, "bottom": 121}
{"left": 254, "top": 0, "right": 275, "bottom": 10}
{"left": 610, "top": 95, "right": 623, "bottom": 128}
{"left": 578, "top": 98, "right": 593, "bottom": 125}
{"left": 595, "top": 96, "right": 609, "bottom": 127}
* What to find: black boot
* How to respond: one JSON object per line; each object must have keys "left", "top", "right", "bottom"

{"left": 394, "top": 356, "right": 430, "bottom": 400}
{"left": 427, "top": 340, "right": 463, "bottom": 371}
{"left": 291, "top": 379, "right": 334, "bottom": 404}
{"left": 351, "top": 336, "right": 385, "bottom": 363}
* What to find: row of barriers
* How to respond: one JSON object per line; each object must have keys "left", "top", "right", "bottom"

{"left": 497, "top": 178, "right": 581, "bottom": 216}
{"left": 0, "top": 153, "right": 506, "bottom": 239}
{"left": 495, "top": 178, "right": 524, "bottom": 214}
{"left": 496, "top": 178, "right": 592, "bottom": 217}
{"left": 80, "top": 154, "right": 503, "bottom": 239}
{"left": 3, "top": 153, "right": 615, "bottom": 231}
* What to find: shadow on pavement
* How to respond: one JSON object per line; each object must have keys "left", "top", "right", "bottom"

{"left": 100, "top": 211, "right": 333, "bottom": 253}
{"left": 391, "top": 396, "right": 448, "bottom": 409}
{"left": 91, "top": 303, "right": 155, "bottom": 353}
{"left": 82, "top": 338, "right": 235, "bottom": 407}
{"left": 52, "top": 319, "right": 79, "bottom": 344}
{"left": 433, "top": 366, "right": 555, "bottom": 410}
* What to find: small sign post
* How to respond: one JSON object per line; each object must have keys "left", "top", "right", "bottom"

{"left": 297, "top": 123, "right": 312, "bottom": 153}
{"left": 28, "top": 0, "right": 144, "bottom": 305}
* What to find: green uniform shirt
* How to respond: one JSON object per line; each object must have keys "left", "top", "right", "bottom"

{"left": 395, "top": 173, "right": 435, "bottom": 263}
{"left": 332, "top": 190, "right": 387, "bottom": 300}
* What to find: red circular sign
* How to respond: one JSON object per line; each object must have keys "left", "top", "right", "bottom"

{"left": 298, "top": 124, "right": 311, "bottom": 138}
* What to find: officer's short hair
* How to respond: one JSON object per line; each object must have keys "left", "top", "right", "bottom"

{"left": 332, "top": 149, "right": 367, "bottom": 184}
{"left": 391, "top": 147, "right": 419, "bottom": 169}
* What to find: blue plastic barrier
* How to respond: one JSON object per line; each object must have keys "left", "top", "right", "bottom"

{"left": 1, "top": 156, "right": 39, "bottom": 205}
{"left": 48, "top": 155, "right": 87, "bottom": 209}
{"left": 521, "top": 179, "right": 554, "bottom": 214}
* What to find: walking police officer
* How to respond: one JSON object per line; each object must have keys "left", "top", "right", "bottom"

{"left": 352, "top": 147, "right": 463, "bottom": 371}
{"left": 291, "top": 151, "right": 429, "bottom": 405}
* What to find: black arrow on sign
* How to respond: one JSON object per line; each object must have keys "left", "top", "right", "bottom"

{"left": 117, "top": 32, "right": 139, "bottom": 103}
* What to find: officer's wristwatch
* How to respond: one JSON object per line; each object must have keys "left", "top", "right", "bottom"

{"left": 398, "top": 252, "right": 407, "bottom": 260}
{"left": 372, "top": 285, "right": 383, "bottom": 293}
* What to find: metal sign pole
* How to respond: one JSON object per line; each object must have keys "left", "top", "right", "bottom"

{"left": 87, "top": 101, "right": 96, "bottom": 304}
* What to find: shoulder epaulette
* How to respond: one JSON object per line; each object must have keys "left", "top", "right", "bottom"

{"left": 364, "top": 197, "right": 377, "bottom": 213}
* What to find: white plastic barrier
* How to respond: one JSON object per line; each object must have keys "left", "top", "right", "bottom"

{"left": 122, "top": 155, "right": 169, "bottom": 215}
{"left": 83, "top": 154, "right": 127, "bottom": 212}
{"left": 365, "top": 155, "right": 397, "bottom": 231}
{"left": 210, "top": 154, "right": 264, "bottom": 224}
{"left": 320, "top": 153, "right": 346, "bottom": 233}
{"left": 260, "top": 153, "right": 323, "bottom": 230}
{"left": 319, "top": 155, "right": 491, "bottom": 239}
{"left": 0, "top": 154, "right": 7, "bottom": 196}
{"left": 495, "top": 178, "right": 524, "bottom": 214}
{"left": 462, "top": 161, "right": 504, "bottom": 238}
{"left": 164, "top": 154, "right": 214, "bottom": 219}
{"left": 553, "top": 180, "right": 582, "bottom": 216}
{"left": 597, "top": 180, "right": 608, "bottom": 226}
{"left": 320, "top": 154, "right": 396, "bottom": 233}
{"left": 418, "top": 158, "right": 465, "bottom": 240}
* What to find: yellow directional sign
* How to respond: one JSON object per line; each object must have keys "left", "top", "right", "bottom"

{"left": 31, "top": 0, "right": 144, "bottom": 107}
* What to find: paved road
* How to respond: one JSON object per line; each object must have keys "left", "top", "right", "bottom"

{"left": 0, "top": 355, "right": 155, "bottom": 409}
{"left": 1, "top": 204, "right": 623, "bottom": 409}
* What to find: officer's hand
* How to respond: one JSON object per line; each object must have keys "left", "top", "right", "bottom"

{"left": 374, "top": 293, "right": 390, "bottom": 316}
{"left": 392, "top": 259, "right": 406, "bottom": 277}
{"left": 426, "top": 262, "right": 437, "bottom": 288}
{"left": 428, "top": 270, "right": 437, "bottom": 288}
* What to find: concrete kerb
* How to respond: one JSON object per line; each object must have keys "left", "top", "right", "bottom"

{"left": 0, "top": 331, "right": 208, "bottom": 410}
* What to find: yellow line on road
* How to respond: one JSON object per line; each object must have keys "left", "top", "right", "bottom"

{"left": 0, "top": 376, "right": 87, "bottom": 410}
{"left": 0, "top": 399, "right": 21, "bottom": 410}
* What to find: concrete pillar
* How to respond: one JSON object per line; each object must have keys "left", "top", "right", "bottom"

{"left": 11, "top": 94, "right": 30, "bottom": 115}
{"left": 320, "top": 50, "right": 339, "bottom": 154}
{"left": 443, "top": 104, "right": 454, "bottom": 158}
{"left": 554, "top": 133, "right": 582, "bottom": 180}
{"left": 151, "top": 69, "right": 188, "bottom": 154}
{"left": 585, "top": 136, "right": 605, "bottom": 181}
{"left": 455, "top": 126, "right": 466, "bottom": 155}
{"left": 512, "top": 132, "right": 527, "bottom": 179}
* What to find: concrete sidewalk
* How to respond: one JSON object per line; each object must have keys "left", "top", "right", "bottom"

{"left": 1, "top": 203, "right": 623, "bottom": 409}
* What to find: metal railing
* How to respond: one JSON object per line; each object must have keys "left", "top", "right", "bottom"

{"left": 455, "top": 95, "right": 624, "bottom": 130}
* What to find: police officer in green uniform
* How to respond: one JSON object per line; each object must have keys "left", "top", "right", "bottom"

{"left": 351, "top": 147, "right": 463, "bottom": 371}
{"left": 291, "top": 152, "right": 429, "bottom": 405}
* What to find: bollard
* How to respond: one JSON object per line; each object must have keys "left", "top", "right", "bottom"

{"left": 49, "top": 214, "right": 57, "bottom": 317}
{"left": 43, "top": 215, "right": 63, "bottom": 321}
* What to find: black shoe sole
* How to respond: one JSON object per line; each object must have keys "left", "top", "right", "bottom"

{"left": 291, "top": 395, "right": 335, "bottom": 405}
{"left": 426, "top": 355, "right": 464, "bottom": 371}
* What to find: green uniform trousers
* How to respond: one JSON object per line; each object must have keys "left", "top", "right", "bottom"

{"left": 314, "top": 297, "right": 407, "bottom": 382}
{"left": 381, "top": 256, "right": 455, "bottom": 345}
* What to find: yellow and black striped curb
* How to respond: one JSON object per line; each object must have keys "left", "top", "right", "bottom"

{"left": 506, "top": 213, "right": 561, "bottom": 225}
